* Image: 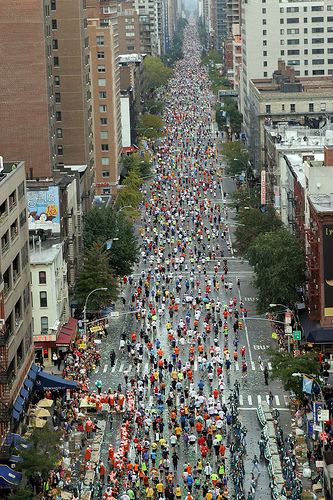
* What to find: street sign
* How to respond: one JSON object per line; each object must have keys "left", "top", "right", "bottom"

{"left": 318, "top": 409, "right": 330, "bottom": 422}
{"left": 284, "top": 311, "right": 292, "bottom": 325}
{"left": 109, "top": 311, "right": 120, "bottom": 318}
{"left": 293, "top": 330, "right": 302, "bottom": 341}
{"left": 271, "top": 332, "right": 278, "bottom": 340}
{"left": 316, "top": 461, "right": 324, "bottom": 468}
{"left": 284, "top": 325, "right": 292, "bottom": 334}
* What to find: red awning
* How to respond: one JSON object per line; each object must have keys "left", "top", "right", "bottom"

{"left": 122, "top": 145, "right": 139, "bottom": 154}
{"left": 56, "top": 318, "right": 77, "bottom": 346}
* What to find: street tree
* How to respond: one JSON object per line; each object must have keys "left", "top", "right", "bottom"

{"left": 137, "top": 113, "right": 164, "bottom": 139}
{"left": 230, "top": 185, "right": 261, "bottom": 212}
{"left": 122, "top": 152, "right": 152, "bottom": 178}
{"left": 269, "top": 349, "right": 320, "bottom": 398}
{"left": 8, "top": 484, "right": 34, "bottom": 500}
{"left": 76, "top": 243, "right": 119, "bottom": 310}
{"left": 247, "top": 229, "right": 306, "bottom": 313}
{"left": 234, "top": 206, "right": 283, "bottom": 255}
{"left": 115, "top": 168, "right": 144, "bottom": 210}
{"left": 221, "top": 141, "right": 249, "bottom": 176}
{"left": 83, "top": 207, "right": 139, "bottom": 277}
{"left": 143, "top": 56, "right": 172, "bottom": 89}
{"left": 17, "top": 424, "right": 61, "bottom": 479}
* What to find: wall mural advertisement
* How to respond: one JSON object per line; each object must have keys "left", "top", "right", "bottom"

{"left": 27, "top": 186, "right": 61, "bottom": 233}
{"left": 323, "top": 224, "right": 333, "bottom": 316}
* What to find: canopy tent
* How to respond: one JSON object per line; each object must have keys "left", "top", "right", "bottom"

{"left": 36, "top": 371, "right": 77, "bottom": 391}
{"left": 32, "top": 417, "right": 47, "bottom": 429}
{"left": 37, "top": 398, "right": 54, "bottom": 408}
{"left": 33, "top": 408, "right": 51, "bottom": 418}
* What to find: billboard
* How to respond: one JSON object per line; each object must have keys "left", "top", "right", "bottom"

{"left": 323, "top": 224, "right": 333, "bottom": 316}
{"left": 27, "top": 186, "right": 61, "bottom": 233}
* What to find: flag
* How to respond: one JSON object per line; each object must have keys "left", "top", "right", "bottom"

{"left": 303, "top": 376, "right": 313, "bottom": 394}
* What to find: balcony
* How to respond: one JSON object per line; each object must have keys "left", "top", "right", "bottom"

{"left": 0, "top": 326, "right": 10, "bottom": 346}
{"left": 1, "top": 240, "right": 9, "bottom": 256}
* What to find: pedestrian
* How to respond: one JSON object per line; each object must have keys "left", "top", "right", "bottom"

{"left": 251, "top": 455, "right": 260, "bottom": 474}
{"left": 110, "top": 349, "right": 116, "bottom": 367}
{"left": 264, "top": 366, "right": 269, "bottom": 385}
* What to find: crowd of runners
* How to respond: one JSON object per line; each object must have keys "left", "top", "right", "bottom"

{"left": 89, "top": 23, "right": 269, "bottom": 500}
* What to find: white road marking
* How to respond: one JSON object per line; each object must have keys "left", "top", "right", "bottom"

{"left": 111, "top": 360, "right": 118, "bottom": 373}
{"left": 241, "top": 407, "right": 289, "bottom": 412}
{"left": 268, "top": 362, "right": 272, "bottom": 370}
{"left": 275, "top": 395, "right": 280, "bottom": 406}
{"left": 247, "top": 395, "right": 253, "bottom": 406}
{"left": 119, "top": 362, "right": 124, "bottom": 372}
{"left": 239, "top": 395, "right": 244, "bottom": 406}
{"left": 95, "top": 367, "right": 100, "bottom": 374}
{"left": 127, "top": 364, "right": 132, "bottom": 373}
{"left": 235, "top": 362, "right": 239, "bottom": 371}
{"left": 144, "top": 362, "right": 149, "bottom": 373}
{"left": 194, "top": 359, "right": 198, "bottom": 371}
{"left": 251, "top": 361, "right": 256, "bottom": 371}
{"left": 257, "top": 395, "right": 261, "bottom": 405}
{"left": 103, "top": 364, "right": 108, "bottom": 373}
{"left": 260, "top": 364, "right": 264, "bottom": 371}
{"left": 266, "top": 395, "right": 270, "bottom": 405}
{"left": 284, "top": 395, "right": 290, "bottom": 406}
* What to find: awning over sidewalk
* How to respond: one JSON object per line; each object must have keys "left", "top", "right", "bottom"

{"left": 300, "top": 310, "right": 333, "bottom": 344}
{"left": 0, "top": 465, "right": 22, "bottom": 487}
{"left": 27, "top": 363, "right": 39, "bottom": 381}
{"left": 36, "top": 371, "right": 77, "bottom": 390}
{"left": 12, "top": 396, "right": 25, "bottom": 415}
{"left": 56, "top": 317, "right": 77, "bottom": 346}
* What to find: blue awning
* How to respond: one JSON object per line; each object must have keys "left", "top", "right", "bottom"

{"left": 24, "top": 378, "right": 34, "bottom": 389}
{"left": 0, "top": 465, "right": 22, "bottom": 487}
{"left": 13, "top": 396, "right": 25, "bottom": 414}
{"left": 20, "top": 387, "right": 28, "bottom": 399}
{"left": 5, "top": 433, "right": 31, "bottom": 451}
{"left": 36, "top": 371, "right": 77, "bottom": 390}
{"left": 12, "top": 409, "right": 21, "bottom": 421}
{"left": 28, "top": 363, "right": 39, "bottom": 381}
{"left": 9, "top": 455, "right": 23, "bottom": 464}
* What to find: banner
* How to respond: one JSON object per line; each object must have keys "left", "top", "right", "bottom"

{"left": 323, "top": 224, "right": 333, "bottom": 316}
{"left": 303, "top": 375, "right": 313, "bottom": 394}
{"left": 261, "top": 170, "right": 266, "bottom": 205}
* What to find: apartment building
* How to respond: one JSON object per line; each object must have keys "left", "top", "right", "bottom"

{"left": 87, "top": 0, "right": 122, "bottom": 196}
{"left": 134, "top": 0, "right": 160, "bottom": 54}
{"left": 118, "top": 1, "right": 141, "bottom": 54}
{"left": 0, "top": 159, "right": 34, "bottom": 447}
{"left": 240, "top": 0, "right": 333, "bottom": 138}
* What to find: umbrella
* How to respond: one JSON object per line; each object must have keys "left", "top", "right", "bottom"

{"left": 33, "top": 417, "right": 47, "bottom": 428}
{"left": 37, "top": 398, "right": 54, "bottom": 408}
{"left": 34, "top": 408, "right": 51, "bottom": 418}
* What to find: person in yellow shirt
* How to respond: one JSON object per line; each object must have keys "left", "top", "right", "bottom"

{"left": 205, "top": 490, "right": 213, "bottom": 500}
{"left": 146, "top": 485, "right": 154, "bottom": 498}
{"left": 156, "top": 481, "right": 164, "bottom": 494}
{"left": 175, "top": 484, "right": 182, "bottom": 499}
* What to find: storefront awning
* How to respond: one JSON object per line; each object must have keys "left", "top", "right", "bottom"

{"left": 20, "top": 387, "right": 29, "bottom": 399}
{"left": 300, "top": 310, "right": 333, "bottom": 344}
{"left": 122, "top": 145, "right": 139, "bottom": 154}
{"left": 24, "top": 378, "right": 34, "bottom": 390}
{"left": 28, "top": 363, "right": 39, "bottom": 381}
{"left": 13, "top": 396, "right": 25, "bottom": 415}
{"left": 56, "top": 317, "right": 77, "bottom": 346}
{"left": 5, "top": 433, "right": 31, "bottom": 450}
{"left": 12, "top": 409, "right": 21, "bottom": 422}
{"left": 0, "top": 465, "right": 22, "bottom": 487}
{"left": 36, "top": 371, "right": 77, "bottom": 390}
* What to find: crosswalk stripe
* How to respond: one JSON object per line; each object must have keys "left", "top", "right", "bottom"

{"left": 266, "top": 395, "right": 270, "bottom": 405}
{"left": 111, "top": 360, "right": 118, "bottom": 373}
{"left": 119, "top": 362, "right": 124, "bottom": 372}
{"left": 268, "top": 362, "right": 272, "bottom": 370}
{"left": 251, "top": 361, "right": 256, "bottom": 371}
{"left": 235, "top": 362, "right": 239, "bottom": 371}
{"left": 127, "top": 364, "right": 132, "bottom": 373}
{"left": 260, "top": 364, "right": 264, "bottom": 371}
{"left": 149, "top": 395, "right": 153, "bottom": 407}
{"left": 257, "top": 395, "right": 261, "bottom": 405}
{"left": 194, "top": 359, "right": 198, "bottom": 371}
{"left": 95, "top": 367, "right": 100, "bottom": 374}
{"left": 248, "top": 395, "right": 252, "bottom": 406}
{"left": 239, "top": 395, "right": 243, "bottom": 406}
{"left": 144, "top": 362, "right": 149, "bottom": 373}
{"left": 283, "top": 395, "right": 290, "bottom": 406}
{"left": 275, "top": 395, "right": 280, "bottom": 406}
{"left": 103, "top": 364, "right": 108, "bottom": 373}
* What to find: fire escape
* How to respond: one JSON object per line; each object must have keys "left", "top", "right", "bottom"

{"left": 305, "top": 223, "right": 320, "bottom": 321}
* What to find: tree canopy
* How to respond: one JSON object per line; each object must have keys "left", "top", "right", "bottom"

{"left": 122, "top": 151, "right": 152, "bottom": 178}
{"left": 221, "top": 141, "right": 249, "bottom": 176}
{"left": 115, "top": 168, "right": 144, "bottom": 209}
{"left": 137, "top": 113, "right": 164, "bottom": 139}
{"left": 234, "top": 206, "right": 283, "bottom": 255}
{"left": 269, "top": 349, "right": 320, "bottom": 398}
{"left": 76, "top": 242, "right": 119, "bottom": 310}
{"left": 247, "top": 228, "right": 306, "bottom": 313}
{"left": 144, "top": 56, "right": 173, "bottom": 89}
{"left": 83, "top": 206, "right": 139, "bottom": 277}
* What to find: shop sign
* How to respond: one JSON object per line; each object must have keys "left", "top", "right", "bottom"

{"left": 34, "top": 334, "right": 57, "bottom": 342}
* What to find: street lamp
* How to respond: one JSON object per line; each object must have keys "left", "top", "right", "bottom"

{"left": 83, "top": 288, "right": 108, "bottom": 337}
{"left": 269, "top": 303, "right": 289, "bottom": 309}
{"left": 269, "top": 303, "right": 292, "bottom": 353}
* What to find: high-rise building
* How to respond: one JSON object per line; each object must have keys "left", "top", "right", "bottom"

{"left": 118, "top": 1, "right": 141, "bottom": 54}
{"left": 0, "top": 159, "right": 34, "bottom": 452}
{"left": 240, "top": 0, "right": 333, "bottom": 144}
{"left": 134, "top": 0, "right": 160, "bottom": 55}
{"left": 87, "top": 0, "right": 122, "bottom": 196}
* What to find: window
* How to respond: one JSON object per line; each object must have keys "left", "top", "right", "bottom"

{"left": 287, "top": 49, "right": 299, "bottom": 55}
{"left": 329, "top": 17, "right": 333, "bottom": 22}
{"left": 56, "top": 111, "right": 62, "bottom": 121}
{"left": 262, "top": 29, "right": 267, "bottom": 35}
{"left": 290, "top": 104, "right": 296, "bottom": 113}
{"left": 100, "top": 131, "right": 108, "bottom": 139}
{"left": 57, "top": 145, "right": 63, "bottom": 155}
{"left": 51, "top": 0, "right": 56, "bottom": 9}
{"left": 101, "top": 157, "right": 110, "bottom": 165}
{"left": 287, "top": 18, "right": 299, "bottom": 23}
{"left": 329, "top": 48, "right": 333, "bottom": 53}
{"left": 101, "top": 144, "right": 109, "bottom": 151}
{"left": 263, "top": 40, "right": 267, "bottom": 46}
{"left": 328, "top": 38, "right": 333, "bottom": 43}
{"left": 312, "top": 27, "right": 324, "bottom": 33}
{"left": 262, "top": 8, "right": 266, "bottom": 13}
{"left": 96, "top": 35, "right": 104, "bottom": 45}
{"left": 263, "top": 50, "right": 267, "bottom": 56}
{"left": 52, "top": 39, "right": 58, "bottom": 50}
{"left": 312, "top": 38, "right": 324, "bottom": 43}
{"left": 102, "top": 171, "right": 110, "bottom": 178}
{"left": 262, "top": 19, "right": 266, "bottom": 25}
{"left": 328, "top": 27, "right": 333, "bottom": 32}
{"left": 280, "top": 18, "right": 284, "bottom": 24}
{"left": 99, "top": 91, "right": 107, "bottom": 99}
{"left": 304, "top": 28, "right": 308, "bottom": 33}
{"left": 280, "top": 7, "right": 283, "bottom": 12}
{"left": 281, "top": 50, "right": 285, "bottom": 55}
{"left": 312, "top": 48, "right": 324, "bottom": 54}
{"left": 287, "top": 6, "right": 299, "bottom": 13}
{"left": 287, "top": 60, "right": 300, "bottom": 65}
{"left": 53, "top": 56, "right": 59, "bottom": 66}
{"left": 329, "top": 6, "right": 333, "bottom": 11}
{"left": 304, "top": 49, "right": 308, "bottom": 54}
{"left": 280, "top": 39, "right": 285, "bottom": 45}
{"left": 55, "top": 92, "right": 61, "bottom": 103}
{"left": 98, "top": 78, "right": 106, "bottom": 86}
{"left": 103, "top": 188, "right": 111, "bottom": 194}
{"left": 40, "top": 291, "right": 47, "bottom": 307}
{"left": 304, "top": 60, "right": 308, "bottom": 65}
{"left": 52, "top": 19, "right": 57, "bottom": 29}
{"left": 99, "top": 105, "right": 107, "bottom": 112}
{"left": 304, "top": 17, "right": 308, "bottom": 22}
{"left": 313, "top": 69, "right": 325, "bottom": 75}
{"left": 57, "top": 128, "right": 63, "bottom": 138}
{"left": 97, "top": 65, "right": 106, "bottom": 72}
{"left": 312, "top": 16, "right": 324, "bottom": 22}
{"left": 281, "top": 104, "right": 285, "bottom": 111}
{"left": 329, "top": 59, "right": 333, "bottom": 64}
{"left": 287, "top": 39, "right": 299, "bottom": 45}
{"left": 312, "top": 59, "right": 324, "bottom": 64}
{"left": 263, "top": 71, "right": 268, "bottom": 77}
{"left": 127, "top": 45, "right": 135, "bottom": 51}
{"left": 97, "top": 51, "right": 105, "bottom": 59}
{"left": 321, "top": 103, "right": 327, "bottom": 111}
{"left": 100, "top": 117, "right": 108, "bottom": 125}
{"left": 41, "top": 317, "right": 48, "bottom": 332}
{"left": 263, "top": 61, "right": 267, "bottom": 67}
{"left": 265, "top": 104, "right": 271, "bottom": 114}
{"left": 287, "top": 28, "right": 299, "bottom": 34}
{"left": 305, "top": 70, "right": 309, "bottom": 76}
{"left": 125, "top": 32, "right": 135, "bottom": 37}
{"left": 312, "top": 5, "right": 323, "bottom": 11}
{"left": 54, "top": 75, "right": 60, "bottom": 86}
{"left": 39, "top": 271, "right": 46, "bottom": 284}
{"left": 309, "top": 103, "right": 314, "bottom": 112}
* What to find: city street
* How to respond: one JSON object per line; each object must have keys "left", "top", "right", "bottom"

{"left": 87, "top": 23, "right": 293, "bottom": 500}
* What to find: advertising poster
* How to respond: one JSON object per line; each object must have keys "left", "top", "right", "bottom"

{"left": 27, "top": 186, "right": 61, "bottom": 233}
{"left": 323, "top": 224, "right": 333, "bottom": 316}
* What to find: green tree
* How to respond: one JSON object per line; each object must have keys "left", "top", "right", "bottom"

{"left": 221, "top": 141, "right": 249, "bottom": 176}
{"left": 137, "top": 113, "right": 164, "bottom": 139}
{"left": 83, "top": 207, "right": 139, "bottom": 277}
{"left": 269, "top": 350, "right": 320, "bottom": 398}
{"left": 8, "top": 484, "right": 34, "bottom": 500}
{"left": 122, "top": 152, "right": 152, "bottom": 178}
{"left": 143, "top": 99, "right": 165, "bottom": 115}
{"left": 234, "top": 207, "right": 283, "bottom": 255}
{"left": 247, "top": 229, "right": 306, "bottom": 313}
{"left": 116, "top": 168, "right": 144, "bottom": 209}
{"left": 143, "top": 56, "right": 173, "bottom": 89}
{"left": 231, "top": 185, "right": 261, "bottom": 212}
{"left": 17, "top": 424, "right": 61, "bottom": 478}
{"left": 76, "top": 243, "right": 118, "bottom": 309}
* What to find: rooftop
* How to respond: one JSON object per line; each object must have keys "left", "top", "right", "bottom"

{"left": 285, "top": 152, "right": 325, "bottom": 188}
{"left": 30, "top": 237, "right": 62, "bottom": 265}
{"left": 265, "top": 125, "right": 333, "bottom": 150}
{"left": 0, "top": 160, "right": 24, "bottom": 184}
{"left": 309, "top": 193, "right": 333, "bottom": 213}
{"left": 251, "top": 76, "right": 333, "bottom": 95}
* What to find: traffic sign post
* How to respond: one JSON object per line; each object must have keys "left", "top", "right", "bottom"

{"left": 293, "top": 330, "right": 301, "bottom": 341}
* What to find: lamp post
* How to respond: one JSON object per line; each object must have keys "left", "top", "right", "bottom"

{"left": 269, "top": 303, "right": 292, "bottom": 353}
{"left": 83, "top": 288, "right": 108, "bottom": 337}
